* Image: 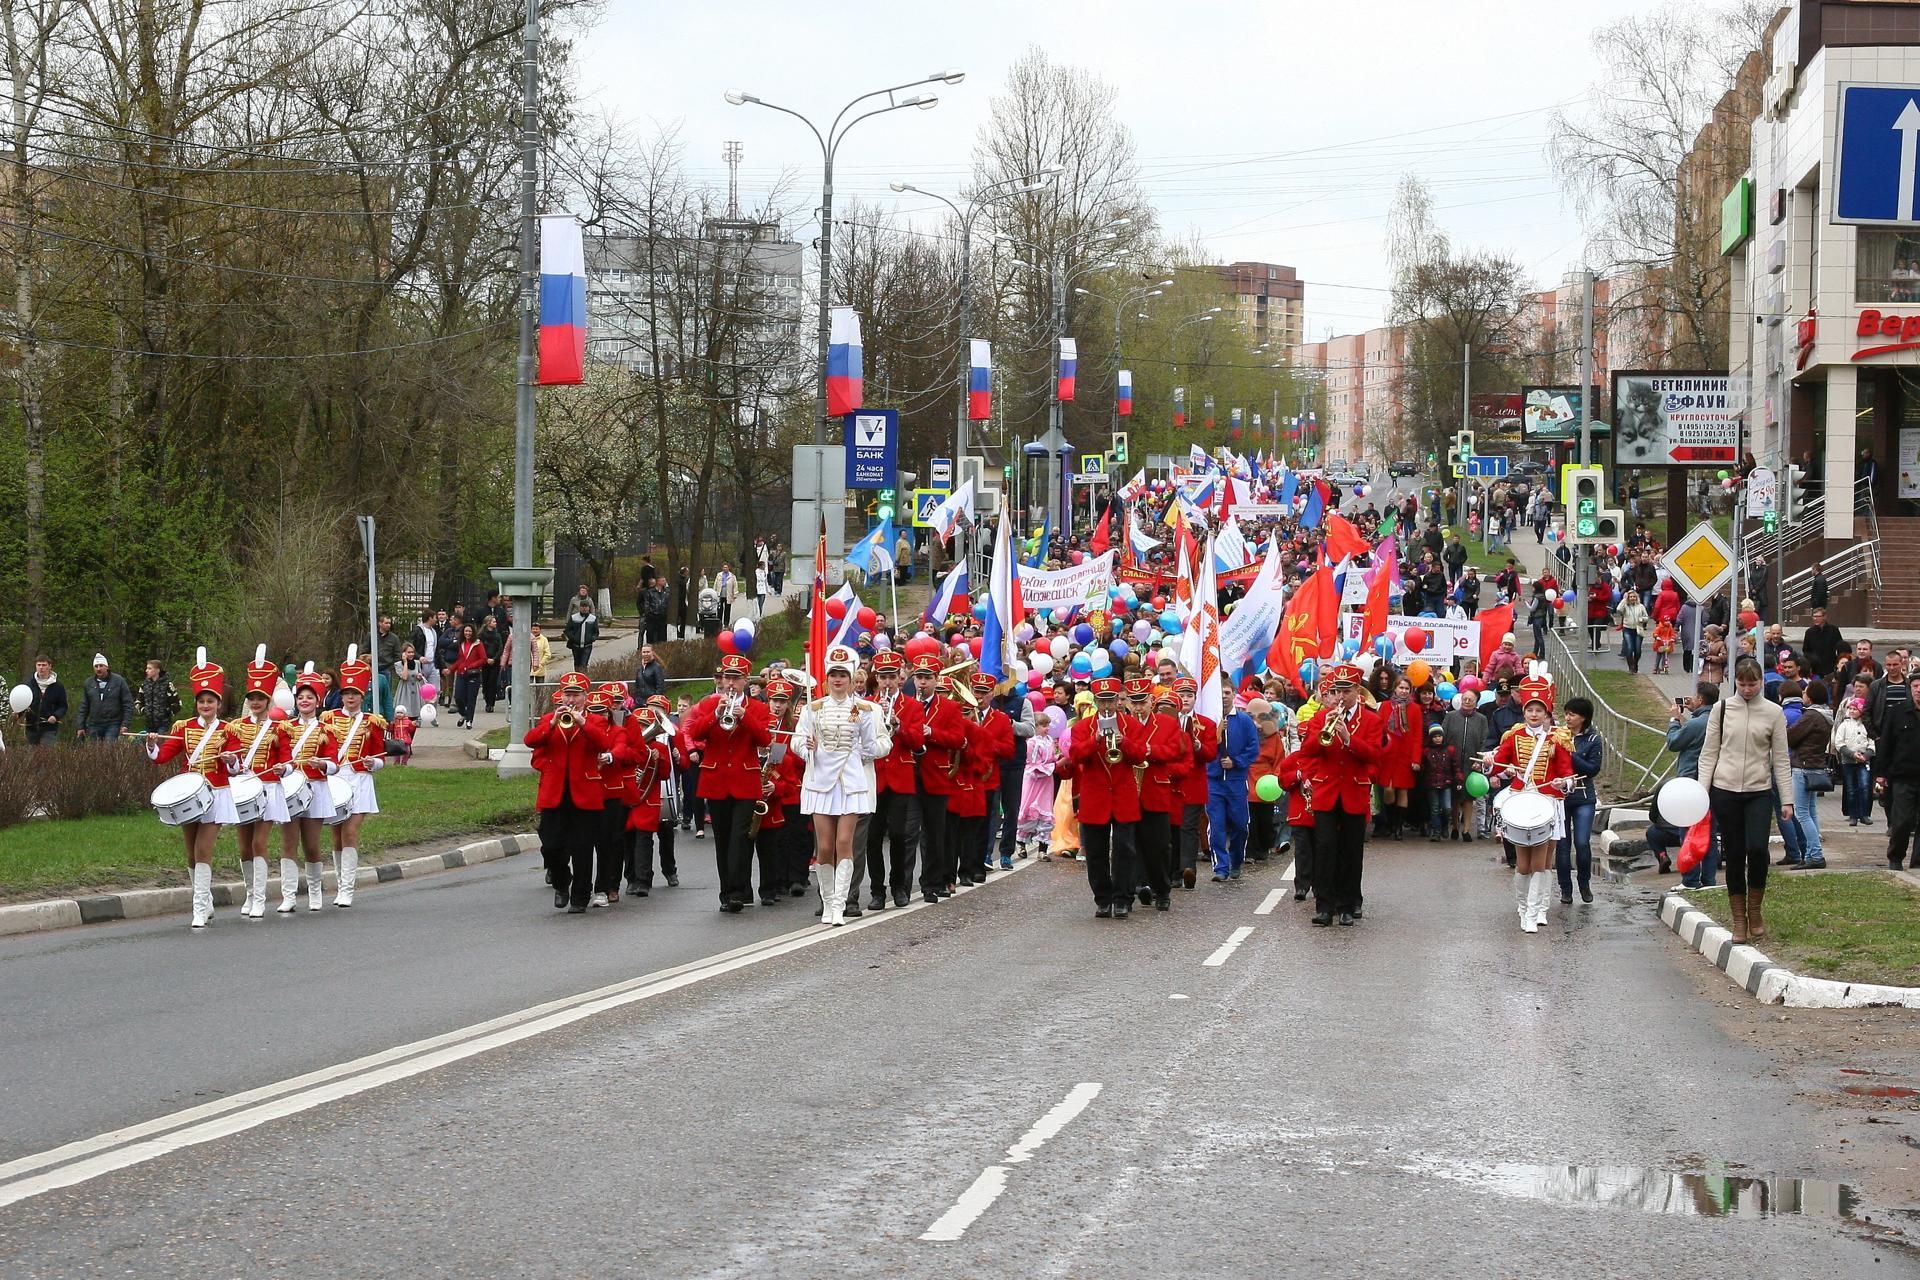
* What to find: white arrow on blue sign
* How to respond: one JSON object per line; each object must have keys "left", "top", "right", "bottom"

{"left": 1834, "top": 84, "right": 1920, "bottom": 225}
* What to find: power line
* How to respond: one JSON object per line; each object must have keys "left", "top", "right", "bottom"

{"left": 16, "top": 321, "right": 511, "bottom": 362}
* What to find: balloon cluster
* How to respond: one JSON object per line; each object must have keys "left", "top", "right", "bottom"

{"left": 715, "top": 616, "right": 758, "bottom": 656}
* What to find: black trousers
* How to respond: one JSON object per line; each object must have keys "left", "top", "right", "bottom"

{"left": 540, "top": 799, "right": 596, "bottom": 907}
{"left": 754, "top": 812, "right": 787, "bottom": 902}
{"left": 1248, "top": 801, "right": 1276, "bottom": 860}
{"left": 866, "top": 790, "right": 913, "bottom": 895}
{"left": 1313, "top": 809, "right": 1367, "bottom": 915}
{"left": 595, "top": 799, "right": 629, "bottom": 895}
{"left": 1887, "top": 779, "right": 1920, "bottom": 869}
{"left": 951, "top": 814, "right": 985, "bottom": 882}
{"left": 708, "top": 796, "right": 756, "bottom": 905}
{"left": 779, "top": 803, "right": 810, "bottom": 889}
{"left": 1709, "top": 786, "right": 1774, "bottom": 895}
{"left": 1178, "top": 802, "right": 1205, "bottom": 876}
{"left": 625, "top": 822, "right": 676, "bottom": 885}
{"left": 1290, "top": 821, "right": 1316, "bottom": 892}
{"left": 1136, "top": 810, "right": 1172, "bottom": 899}
{"left": 995, "top": 769, "right": 1023, "bottom": 859}
{"left": 482, "top": 662, "right": 500, "bottom": 710}
{"left": 1082, "top": 820, "right": 1138, "bottom": 908}
{"left": 918, "top": 793, "right": 951, "bottom": 893}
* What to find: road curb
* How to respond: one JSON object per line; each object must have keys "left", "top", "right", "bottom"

{"left": 0, "top": 832, "right": 539, "bottom": 939}
{"left": 1659, "top": 890, "right": 1920, "bottom": 1009}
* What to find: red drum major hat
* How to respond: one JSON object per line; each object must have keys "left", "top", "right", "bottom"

{"left": 1091, "top": 676, "right": 1122, "bottom": 698}
{"left": 765, "top": 677, "right": 796, "bottom": 699}
{"left": 1517, "top": 674, "right": 1555, "bottom": 710}
{"left": 1172, "top": 676, "right": 1198, "bottom": 695}
{"left": 1123, "top": 676, "right": 1152, "bottom": 700}
{"left": 717, "top": 654, "right": 751, "bottom": 677}
{"left": 187, "top": 647, "right": 224, "bottom": 699}
{"left": 910, "top": 653, "right": 942, "bottom": 674}
{"left": 969, "top": 671, "right": 998, "bottom": 695}
{"left": 559, "top": 671, "right": 592, "bottom": 691}
{"left": 293, "top": 661, "right": 326, "bottom": 699}
{"left": 872, "top": 650, "right": 904, "bottom": 674}
{"left": 1327, "top": 662, "right": 1364, "bottom": 688}
{"left": 337, "top": 645, "right": 372, "bottom": 694}
{"left": 645, "top": 694, "right": 671, "bottom": 712}
{"left": 596, "top": 681, "right": 627, "bottom": 705}
{"left": 586, "top": 690, "right": 612, "bottom": 713}
{"left": 244, "top": 644, "right": 277, "bottom": 698}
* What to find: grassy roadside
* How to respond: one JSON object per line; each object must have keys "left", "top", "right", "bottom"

{"left": 1444, "top": 525, "right": 1521, "bottom": 575}
{"left": 0, "top": 770, "right": 537, "bottom": 903}
{"left": 1586, "top": 668, "right": 1680, "bottom": 778}
{"left": 1684, "top": 874, "right": 1920, "bottom": 987}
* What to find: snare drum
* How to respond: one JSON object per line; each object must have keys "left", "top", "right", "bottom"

{"left": 228, "top": 775, "right": 266, "bottom": 824}
{"left": 281, "top": 774, "right": 313, "bottom": 819}
{"left": 322, "top": 776, "right": 355, "bottom": 826}
{"left": 1499, "top": 790, "right": 1558, "bottom": 847}
{"left": 150, "top": 774, "right": 214, "bottom": 826}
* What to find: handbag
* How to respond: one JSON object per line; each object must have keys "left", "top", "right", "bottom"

{"left": 1800, "top": 768, "right": 1834, "bottom": 794}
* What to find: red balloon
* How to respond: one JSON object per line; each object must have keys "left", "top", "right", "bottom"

{"left": 856, "top": 606, "right": 877, "bottom": 629}
{"left": 716, "top": 631, "right": 737, "bottom": 655}
{"left": 968, "top": 636, "right": 983, "bottom": 657}
{"left": 268, "top": 706, "right": 289, "bottom": 722}
{"left": 1027, "top": 671, "right": 1044, "bottom": 689}
{"left": 825, "top": 596, "right": 847, "bottom": 620}
{"left": 1151, "top": 595, "right": 1167, "bottom": 610}
{"left": 1404, "top": 627, "right": 1428, "bottom": 654}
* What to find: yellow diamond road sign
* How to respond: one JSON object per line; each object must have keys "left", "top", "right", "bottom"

{"left": 1662, "top": 524, "right": 1735, "bottom": 603}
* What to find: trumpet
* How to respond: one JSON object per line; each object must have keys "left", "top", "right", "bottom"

{"left": 554, "top": 706, "right": 581, "bottom": 731}
{"left": 716, "top": 692, "right": 743, "bottom": 731}
{"left": 1104, "top": 731, "right": 1124, "bottom": 765}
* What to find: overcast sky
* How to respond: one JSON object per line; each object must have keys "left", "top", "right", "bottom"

{"left": 576, "top": 0, "right": 1667, "bottom": 339}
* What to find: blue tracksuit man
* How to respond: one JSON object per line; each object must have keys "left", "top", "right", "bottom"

{"left": 1207, "top": 707, "right": 1260, "bottom": 877}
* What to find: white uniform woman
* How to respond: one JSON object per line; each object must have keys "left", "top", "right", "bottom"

{"left": 794, "top": 646, "right": 891, "bottom": 925}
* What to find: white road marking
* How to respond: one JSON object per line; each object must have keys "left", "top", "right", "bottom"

{"left": 1202, "top": 925, "right": 1256, "bottom": 967}
{"left": 921, "top": 1082, "right": 1103, "bottom": 1242}
{"left": 1280, "top": 858, "right": 1296, "bottom": 882}
{"left": 1254, "top": 887, "right": 1287, "bottom": 915}
{"left": 1168, "top": 994, "right": 1190, "bottom": 1001}
{"left": 0, "top": 860, "right": 1037, "bottom": 1209}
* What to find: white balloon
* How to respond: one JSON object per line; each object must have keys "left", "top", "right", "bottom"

{"left": 1029, "top": 652, "right": 1055, "bottom": 676}
{"left": 420, "top": 703, "right": 438, "bottom": 726}
{"left": 1050, "top": 636, "right": 1070, "bottom": 660}
{"left": 735, "top": 618, "right": 756, "bottom": 636}
{"left": 1011, "top": 660, "right": 1029, "bottom": 683}
{"left": 7, "top": 684, "right": 30, "bottom": 714}
{"left": 271, "top": 680, "right": 295, "bottom": 712}
{"left": 1657, "top": 777, "right": 1709, "bottom": 829}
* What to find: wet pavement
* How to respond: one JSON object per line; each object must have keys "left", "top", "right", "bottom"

{"left": 2, "top": 835, "right": 1916, "bottom": 1276}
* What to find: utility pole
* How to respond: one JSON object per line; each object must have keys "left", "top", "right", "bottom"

{"left": 1577, "top": 268, "right": 1596, "bottom": 627}
{"left": 1046, "top": 247, "right": 1068, "bottom": 531}
{"left": 1459, "top": 342, "right": 1469, "bottom": 534}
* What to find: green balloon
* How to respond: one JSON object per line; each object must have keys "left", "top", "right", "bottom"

{"left": 1464, "top": 771, "right": 1491, "bottom": 798}
{"left": 1255, "top": 774, "right": 1282, "bottom": 802}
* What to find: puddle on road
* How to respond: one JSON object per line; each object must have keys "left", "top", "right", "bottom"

{"left": 1409, "top": 1159, "right": 1864, "bottom": 1221}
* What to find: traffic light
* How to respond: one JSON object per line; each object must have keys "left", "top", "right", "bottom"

{"left": 876, "top": 488, "right": 896, "bottom": 521}
{"left": 1782, "top": 464, "right": 1803, "bottom": 524}
{"left": 1561, "top": 465, "right": 1624, "bottom": 544}
{"left": 1447, "top": 430, "right": 1474, "bottom": 478}
{"left": 1111, "top": 431, "right": 1130, "bottom": 465}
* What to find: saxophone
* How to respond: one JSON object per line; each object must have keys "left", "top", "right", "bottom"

{"left": 747, "top": 701, "right": 794, "bottom": 838}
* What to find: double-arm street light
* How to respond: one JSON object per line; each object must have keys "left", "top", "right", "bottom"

{"left": 888, "top": 169, "right": 1060, "bottom": 470}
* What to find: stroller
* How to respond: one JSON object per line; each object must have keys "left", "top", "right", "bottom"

{"left": 697, "top": 587, "right": 724, "bottom": 639}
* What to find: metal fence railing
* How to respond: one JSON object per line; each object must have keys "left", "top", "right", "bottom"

{"left": 1779, "top": 539, "right": 1881, "bottom": 616}
{"left": 1542, "top": 630, "right": 1677, "bottom": 804}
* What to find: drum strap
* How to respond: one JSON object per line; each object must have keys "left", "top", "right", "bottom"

{"left": 187, "top": 719, "right": 221, "bottom": 770}
{"left": 241, "top": 717, "right": 273, "bottom": 773}
{"left": 340, "top": 712, "right": 366, "bottom": 761}
{"left": 291, "top": 718, "right": 325, "bottom": 764}
{"left": 1521, "top": 730, "right": 1549, "bottom": 788}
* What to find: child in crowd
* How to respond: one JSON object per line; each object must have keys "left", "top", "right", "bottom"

{"left": 1651, "top": 617, "right": 1676, "bottom": 675}
{"left": 1418, "top": 723, "right": 1462, "bottom": 841}
{"left": 1834, "top": 697, "right": 1876, "bottom": 827}
{"left": 1017, "top": 725, "right": 1060, "bottom": 858}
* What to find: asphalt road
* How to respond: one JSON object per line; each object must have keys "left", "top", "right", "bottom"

{"left": 3, "top": 834, "right": 1911, "bottom": 1277}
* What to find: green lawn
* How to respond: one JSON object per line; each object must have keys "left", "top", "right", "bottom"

{"left": 1684, "top": 873, "right": 1920, "bottom": 987}
{"left": 1585, "top": 668, "right": 1679, "bottom": 779}
{"left": 1444, "top": 526, "right": 1520, "bottom": 575}
{"left": 0, "top": 769, "right": 537, "bottom": 903}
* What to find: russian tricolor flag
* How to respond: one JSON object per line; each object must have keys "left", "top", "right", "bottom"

{"left": 827, "top": 306, "right": 863, "bottom": 417}
{"left": 968, "top": 339, "right": 992, "bottom": 421}
{"left": 1116, "top": 368, "right": 1132, "bottom": 417}
{"left": 537, "top": 215, "right": 586, "bottom": 386}
{"left": 1173, "top": 385, "right": 1186, "bottom": 427}
{"left": 1057, "top": 338, "right": 1077, "bottom": 402}
{"left": 924, "top": 559, "right": 970, "bottom": 628}
{"left": 981, "top": 508, "right": 1019, "bottom": 680}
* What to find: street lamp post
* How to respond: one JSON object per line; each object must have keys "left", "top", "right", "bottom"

{"left": 727, "top": 72, "right": 962, "bottom": 582}
{"left": 1078, "top": 278, "right": 1170, "bottom": 462}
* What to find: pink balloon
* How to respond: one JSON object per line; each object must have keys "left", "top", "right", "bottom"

{"left": 1027, "top": 671, "right": 1044, "bottom": 689}
{"left": 420, "top": 683, "right": 438, "bottom": 700}
{"left": 968, "top": 636, "right": 983, "bottom": 657}
{"left": 1028, "top": 691, "right": 1047, "bottom": 710}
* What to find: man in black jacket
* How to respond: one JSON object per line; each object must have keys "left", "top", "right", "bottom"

{"left": 79, "top": 654, "right": 134, "bottom": 741}
{"left": 1801, "top": 608, "right": 1845, "bottom": 685}
{"left": 1873, "top": 672, "right": 1920, "bottom": 870}
{"left": 478, "top": 615, "right": 506, "bottom": 713}
{"left": 630, "top": 644, "right": 667, "bottom": 706}
{"left": 673, "top": 567, "right": 692, "bottom": 639}
{"left": 23, "top": 656, "right": 66, "bottom": 746}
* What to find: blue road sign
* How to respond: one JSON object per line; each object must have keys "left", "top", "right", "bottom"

{"left": 1465, "top": 454, "right": 1509, "bottom": 479}
{"left": 844, "top": 409, "right": 898, "bottom": 489}
{"left": 1835, "top": 84, "right": 1920, "bottom": 225}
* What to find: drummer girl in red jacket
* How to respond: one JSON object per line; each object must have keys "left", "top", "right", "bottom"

{"left": 1484, "top": 673, "right": 1574, "bottom": 935}
{"left": 278, "top": 665, "right": 340, "bottom": 912}
{"left": 148, "top": 650, "right": 240, "bottom": 929}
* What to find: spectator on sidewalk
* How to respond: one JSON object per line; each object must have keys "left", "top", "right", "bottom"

{"left": 1617, "top": 589, "right": 1650, "bottom": 674}
{"left": 1785, "top": 680, "right": 1832, "bottom": 869}
{"left": 673, "top": 566, "right": 692, "bottom": 639}
{"left": 1872, "top": 671, "right": 1920, "bottom": 872}
{"left": 138, "top": 659, "right": 179, "bottom": 736}
{"left": 450, "top": 624, "right": 484, "bottom": 729}
{"left": 23, "top": 656, "right": 66, "bottom": 745}
{"left": 1697, "top": 657, "right": 1793, "bottom": 942}
{"left": 479, "top": 614, "right": 505, "bottom": 713}
{"left": 1869, "top": 648, "right": 1911, "bottom": 741}
{"left": 564, "top": 598, "right": 599, "bottom": 674}
{"left": 631, "top": 643, "right": 667, "bottom": 706}
{"left": 714, "top": 563, "right": 738, "bottom": 619}
{"left": 376, "top": 616, "right": 403, "bottom": 673}
{"left": 409, "top": 607, "right": 440, "bottom": 674}
{"left": 529, "top": 622, "right": 551, "bottom": 684}
{"left": 753, "top": 563, "right": 769, "bottom": 617}
{"left": 435, "top": 609, "right": 461, "bottom": 706}
{"left": 1835, "top": 696, "right": 1876, "bottom": 829}
{"left": 79, "top": 654, "right": 133, "bottom": 741}
{"left": 1801, "top": 607, "right": 1845, "bottom": 683}
{"left": 392, "top": 644, "right": 427, "bottom": 718}
{"left": 638, "top": 574, "right": 668, "bottom": 645}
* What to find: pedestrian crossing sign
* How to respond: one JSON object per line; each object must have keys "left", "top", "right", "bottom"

{"left": 911, "top": 487, "right": 950, "bottom": 528}
{"left": 1080, "top": 454, "right": 1106, "bottom": 477}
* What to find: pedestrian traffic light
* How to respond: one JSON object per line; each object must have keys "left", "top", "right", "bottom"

{"left": 1782, "top": 464, "right": 1803, "bottom": 524}
{"left": 876, "top": 488, "right": 895, "bottom": 521}
{"left": 1561, "top": 465, "right": 1624, "bottom": 544}
{"left": 1111, "top": 431, "right": 1130, "bottom": 465}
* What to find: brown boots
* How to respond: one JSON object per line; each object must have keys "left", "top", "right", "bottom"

{"left": 1748, "top": 886, "right": 1766, "bottom": 942}
{"left": 1729, "top": 892, "right": 1749, "bottom": 944}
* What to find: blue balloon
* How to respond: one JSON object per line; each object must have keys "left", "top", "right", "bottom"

{"left": 1373, "top": 635, "right": 1395, "bottom": 659}
{"left": 1562, "top": 590, "right": 1576, "bottom": 603}
{"left": 1437, "top": 681, "right": 1458, "bottom": 701}
{"left": 1161, "top": 613, "right": 1183, "bottom": 635}
{"left": 1110, "top": 639, "right": 1130, "bottom": 660}
{"left": 1343, "top": 638, "right": 1361, "bottom": 658}
{"left": 734, "top": 631, "right": 754, "bottom": 654}
{"left": 1299, "top": 658, "right": 1318, "bottom": 687}
{"left": 1419, "top": 610, "right": 1437, "bottom": 619}
{"left": 973, "top": 600, "right": 988, "bottom": 619}
{"left": 1073, "top": 622, "right": 1095, "bottom": 645}
{"left": 1071, "top": 653, "right": 1093, "bottom": 675}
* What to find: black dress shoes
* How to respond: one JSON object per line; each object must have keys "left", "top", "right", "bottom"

{"left": 868, "top": 894, "right": 886, "bottom": 911}
{"left": 1155, "top": 896, "right": 1170, "bottom": 911}
{"left": 1311, "top": 911, "right": 1332, "bottom": 927}
{"left": 1337, "top": 912, "right": 1355, "bottom": 926}
{"left": 923, "top": 890, "right": 939, "bottom": 904}
{"left": 1113, "top": 902, "right": 1131, "bottom": 920}
{"left": 1095, "top": 903, "right": 1113, "bottom": 918}
{"left": 1137, "top": 886, "right": 1154, "bottom": 905}
{"left": 843, "top": 900, "right": 863, "bottom": 919}
{"left": 893, "top": 889, "right": 910, "bottom": 908}
{"left": 554, "top": 890, "right": 569, "bottom": 909}
{"left": 1292, "top": 887, "right": 1308, "bottom": 901}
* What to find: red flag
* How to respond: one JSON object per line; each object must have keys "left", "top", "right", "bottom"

{"left": 1477, "top": 603, "right": 1514, "bottom": 669}
{"left": 1360, "top": 563, "right": 1391, "bottom": 649}
{"left": 1089, "top": 504, "right": 1112, "bottom": 555}
{"left": 808, "top": 523, "right": 829, "bottom": 691}
{"left": 1323, "top": 512, "right": 1370, "bottom": 564}
{"left": 1266, "top": 568, "right": 1337, "bottom": 695}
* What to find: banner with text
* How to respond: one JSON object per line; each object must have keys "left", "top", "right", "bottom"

{"left": 1017, "top": 551, "right": 1115, "bottom": 611}
{"left": 1340, "top": 612, "right": 1480, "bottom": 664}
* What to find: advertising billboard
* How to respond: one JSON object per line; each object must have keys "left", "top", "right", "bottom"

{"left": 1520, "top": 386, "right": 1609, "bottom": 443}
{"left": 1609, "top": 372, "right": 1739, "bottom": 465}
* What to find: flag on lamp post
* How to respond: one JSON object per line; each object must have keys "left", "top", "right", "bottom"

{"left": 1116, "top": 369, "right": 1133, "bottom": 416}
{"left": 968, "top": 339, "right": 992, "bottom": 421}
{"left": 1057, "top": 338, "right": 1077, "bottom": 401}
{"left": 536, "top": 215, "right": 586, "bottom": 386}
{"left": 1204, "top": 394, "right": 1215, "bottom": 430}
{"left": 827, "top": 306, "right": 863, "bottom": 417}
{"left": 1173, "top": 385, "right": 1186, "bottom": 427}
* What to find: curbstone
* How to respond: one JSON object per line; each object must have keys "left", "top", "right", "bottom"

{"left": 0, "top": 831, "right": 536, "bottom": 940}
{"left": 1658, "top": 890, "right": 1920, "bottom": 1009}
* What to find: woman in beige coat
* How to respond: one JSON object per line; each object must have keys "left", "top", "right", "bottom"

{"left": 1696, "top": 656, "right": 1793, "bottom": 943}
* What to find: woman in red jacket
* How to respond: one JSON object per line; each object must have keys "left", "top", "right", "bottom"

{"left": 1376, "top": 673, "right": 1423, "bottom": 840}
{"left": 449, "top": 625, "right": 487, "bottom": 729}
{"left": 1586, "top": 579, "right": 1614, "bottom": 653}
{"left": 1483, "top": 674, "right": 1575, "bottom": 934}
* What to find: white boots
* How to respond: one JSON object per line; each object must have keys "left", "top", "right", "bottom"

{"left": 336, "top": 847, "right": 358, "bottom": 907}
{"left": 816, "top": 860, "right": 858, "bottom": 926}
{"left": 244, "top": 856, "right": 269, "bottom": 918}
{"left": 1516, "top": 870, "right": 1552, "bottom": 933}
{"left": 278, "top": 858, "right": 301, "bottom": 913}
{"left": 306, "top": 861, "right": 325, "bottom": 910}
{"left": 190, "top": 863, "right": 213, "bottom": 929}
